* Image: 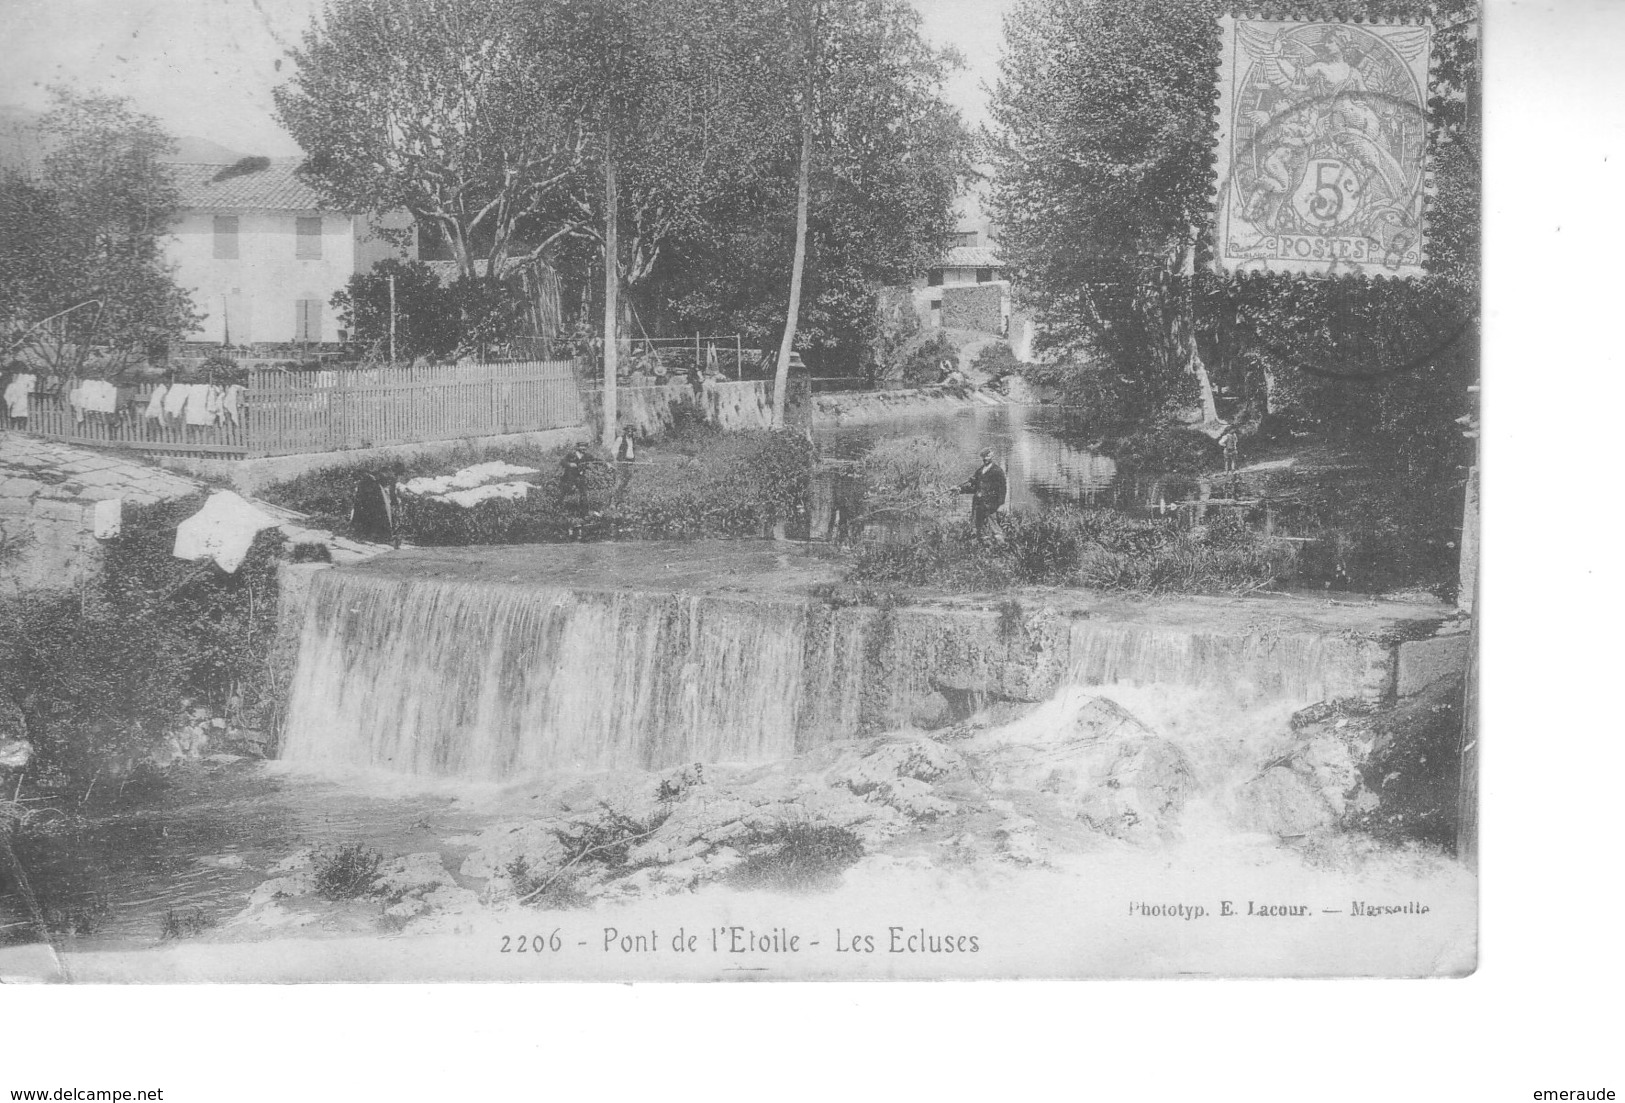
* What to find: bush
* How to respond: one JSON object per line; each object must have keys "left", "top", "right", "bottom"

{"left": 0, "top": 494, "right": 283, "bottom": 788}
{"left": 849, "top": 508, "right": 1296, "bottom": 595}
{"left": 971, "top": 342, "right": 1020, "bottom": 377}
{"left": 311, "top": 843, "right": 384, "bottom": 900}
{"left": 1109, "top": 427, "right": 1222, "bottom": 474}
{"left": 896, "top": 334, "right": 959, "bottom": 387}
{"left": 725, "top": 820, "right": 865, "bottom": 892}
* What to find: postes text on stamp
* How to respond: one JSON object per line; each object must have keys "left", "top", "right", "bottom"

{"left": 1214, "top": 17, "right": 1433, "bottom": 278}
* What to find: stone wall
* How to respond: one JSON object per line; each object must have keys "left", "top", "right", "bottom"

{"left": 581, "top": 378, "right": 808, "bottom": 440}
{"left": 163, "top": 427, "right": 582, "bottom": 496}
{"left": 941, "top": 284, "right": 1005, "bottom": 334}
{"left": 0, "top": 435, "right": 203, "bottom": 597}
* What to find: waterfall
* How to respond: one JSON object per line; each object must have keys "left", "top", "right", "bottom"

{"left": 280, "top": 559, "right": 1388, "bottom": 781}
{"left": 282, "top": 571, "right": 811, "bottom": 778}
{"left": 1065, "top": 619, "right": 1371, "bottom": 706}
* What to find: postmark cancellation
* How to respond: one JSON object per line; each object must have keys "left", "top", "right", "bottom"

{"left": 1214, "top": 17, "right": 1434, "bottom": 279}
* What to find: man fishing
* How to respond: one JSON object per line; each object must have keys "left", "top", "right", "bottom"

{"left": 957, "top": 448, "right": 1008, "bottom": 542}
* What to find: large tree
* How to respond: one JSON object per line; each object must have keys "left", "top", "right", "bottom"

{"left": 644, "top": 0, "right": 971, "bottom": 405}
{"left": 990, "top": 0, "right": 1478, "bottom": 438}
{"left": 274, "top": 0, "right": 586, "bottom": 281}
{"left": 0, "top": 89, "right": 198, "bottom": 375}
{"left": 541, "top": 0, "right": 758, "bottom": 443}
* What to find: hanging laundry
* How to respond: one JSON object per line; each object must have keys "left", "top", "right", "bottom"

{"left": 3, "top": 373, "right": 34, "bottom": 420}
{"left": 67, "top": 381, "right": 88, "bottom": 423}
{"left": 172, "top": 491, "right": 280, "bottom": 573}
{"left": 223, "top": 384, "right": 246, "bottom": 425}
{"left": 144, "top": 384, "right": 169, "bottom": 420}
{"left": 163, "top": 382, "right": 189, "bottom": 419}
{"left": 183, "top": 384, "right": 216, "bottom": 426}
{"left": 85, "top": 379, "right": 118, "bottom": 414}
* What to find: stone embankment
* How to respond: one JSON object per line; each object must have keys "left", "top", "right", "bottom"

{"left": 0, "top": 433, "right": 388, "bottom": 596}
{"left": 812, "top": 384, "right": 1013, "bottom": 427}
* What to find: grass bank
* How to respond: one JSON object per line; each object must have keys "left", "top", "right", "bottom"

{"left": 257, "top": 423, "right": 814, "bottom": 545}
{"left": 847, "top": 509, "right": 1296, "bottom": 595}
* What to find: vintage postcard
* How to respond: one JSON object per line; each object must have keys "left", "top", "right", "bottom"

{"left": 0, "top": 0, "right": 1478, "bottom": 984}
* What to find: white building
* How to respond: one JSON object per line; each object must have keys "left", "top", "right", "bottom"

{"left": 166, "top": 160, "right": 412, "bottom": 345}
{"left": 909, "top": 228, "right": 1040, "bottom": 359}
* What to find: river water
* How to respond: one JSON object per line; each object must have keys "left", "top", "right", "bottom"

{"left": 815, "top": 404, "right": 1458, "bottom": 595}
{"left": 1, "top": 763, "right": 472, "bottom": 951}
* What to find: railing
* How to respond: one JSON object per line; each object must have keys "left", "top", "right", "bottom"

{"left": 21, "top": 359, "right": 585, "bottom": 458}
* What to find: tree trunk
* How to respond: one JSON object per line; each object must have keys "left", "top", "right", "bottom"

{"left": 772, "top": 111, "right": 813, "bottom": 430}
{"left": 601, "top": 135, "right": 619, "bottom": 448}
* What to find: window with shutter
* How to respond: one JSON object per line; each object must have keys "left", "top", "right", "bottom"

{"left": 296, "top": 216, "right": 322, "bottom": 259}
{"left": 213, "top": 216, "right": 239, "bottom": 260}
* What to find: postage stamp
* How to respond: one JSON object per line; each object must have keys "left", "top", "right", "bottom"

{"left": 1214, "top": 17, "right": 1434, "bottom": 278}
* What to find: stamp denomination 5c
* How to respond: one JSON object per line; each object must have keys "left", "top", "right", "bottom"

{"left": 1214, "top": 17, "right": 1433, "bottom": 278}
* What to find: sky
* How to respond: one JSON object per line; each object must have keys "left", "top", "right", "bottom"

{"left": 0, "top": 0, "right": 1015, "bottom": 158}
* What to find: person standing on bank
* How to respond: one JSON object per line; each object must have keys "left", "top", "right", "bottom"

{"left": 351, "top": 462, "right": 404, "bottom": 547}
{"left": 958, "top": 448, "right": 1008, "bottom": 542}
{"left": 612, "top": 422, "right": 637, "bottom": 503}
{"left": 561, "top": 440, "right": 595, "bottom": 514}
{"left": 1219, "top": 424, "right": 1241, "bottom": 475}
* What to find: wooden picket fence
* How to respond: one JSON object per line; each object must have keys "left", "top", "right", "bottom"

{"left": 22, "top": 360, "right": 585, "bottom": 458}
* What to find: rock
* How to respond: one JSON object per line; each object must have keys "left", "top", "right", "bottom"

{"left": 908, "top": 691, "right": 954, "bottom": 730}
{"left": 931, "top": 605, "right": 1071, "bottom": 704}
{"left": 270, "top": 848, "right": 314, "bottom": 874}
{"left": 204, "top": 753, "right": 246, "bottom": 765}
{"left": 827, "top": 737, "right": 963, "bottom": 795}
{"left": 457, "top": 821, "right": 567, "bottom": 881}
{"left": 994, "top": 812, "right": 1048, "bottom": 865}
{"left": 247, "top": 872, "right": 316, "bottom": 907}
{"left": 969, "top": 693, "right": 1196, "bottom": 842}
{"left": 1397, "top": 635, "right": 1470, "bottom": 697}
{"left": 197, "top": 853, "right": 246, "bottom": 869}
{"left": 1236, "top": 767, "right": 1337, "bottom": 836}
{"left": 0, "top": 738, "right": 33, "bottom": 771}
{"left": 377, "top": 852, "right": 455, "bottom": 897}
{"left": 869, "top": 777, "right": 956, "bottom": 822}
{"left": 1290, "top": 698, "right": 1375, "bottom": 732}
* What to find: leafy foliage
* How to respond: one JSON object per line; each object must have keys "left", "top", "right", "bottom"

{"left": 0, "top": 495, "right": 283, "bottom": 787}
{"left": 849, "top": 509, "right": 1296, "bottom": 594}
{"left": 989, "top": 0, "right": 1480, "bottom": 477}
{"left": 276, "top": 0, "right": 586, "bottom": 281}
{"left": 0, "top": 89, "right": 199, "bottom": 373}
{"left": 724, "top": 819, "right": 865, "bottom": 892}
{"left": 311, "top": 843, "right": 385, "bottom": 900}
{"left": 258, "top": 426, "right": 815, "bottom": 544}
{"left": 645, "top": 0, "right": 973, "bottom": 376}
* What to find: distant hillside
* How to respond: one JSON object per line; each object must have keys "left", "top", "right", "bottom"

{"left": 163, "top": 136, "right": 249, "bottom": 164}
{"left": 0, "top": 108, "right": 249, "bottom": 173}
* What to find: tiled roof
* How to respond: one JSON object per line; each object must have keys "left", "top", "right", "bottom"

{"left": 934, "top": 245, "right": 1005, "bottom": 269}
{"left": 169, "top": 161, "right": 332, "bottom": 211}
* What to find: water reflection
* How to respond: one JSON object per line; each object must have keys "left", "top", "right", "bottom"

{"left": 814, "top": 405, "right": 1455, "bottom": 595}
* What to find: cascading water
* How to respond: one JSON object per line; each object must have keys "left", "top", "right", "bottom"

{"left": 282, "top": 571, "right": 813, "bottom": 778}
{"left": 1065, "top": 619, "right": 1373, "bottom": 707}
{"left": 280, "top": 551, "right": 1393, "bottom": 781}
